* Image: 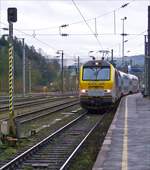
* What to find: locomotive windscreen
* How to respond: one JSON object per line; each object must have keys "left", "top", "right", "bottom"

{"left": 82, "top": 66, "right": 110, "bottom": 81}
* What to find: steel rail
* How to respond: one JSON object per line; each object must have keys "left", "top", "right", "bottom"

{"left": 15, "top": 99, "right": 79, "bottom": 123}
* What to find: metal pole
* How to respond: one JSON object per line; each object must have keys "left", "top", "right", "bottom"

{"left": 144, "top": 35, "right": 148, "bottom": 96}
{"left": 147, "top": 6, "right": 150, "bottom": 97}
{"left": 8, "top": 21, "right": 16, "bottom": 136}
{"left": 22, "top": 38, "right": 25, "bottom": 97}
{"left": 95, "top": 18, "right": 98, "bottom": 37}
{"left": 78, "top": 56, "right": 80, "bottom": 91}
{"left": 0, "top": 47, "right": 4, "bottom": 93}
{"left": 122, "top": 19, "right": 125, "bottom": 65}
{"left": 114, "top": 10, "right": 116, "bottom": 34}
{"left": 29, "top": 60, "right": 31, "bottom": 94}
{"left": 61, "top": 51, "right": 64, "bottom": 93}
{"left": 111, "top": 49, "right": 113, "bottom": 64}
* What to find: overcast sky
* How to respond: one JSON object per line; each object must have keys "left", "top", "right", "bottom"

{"left": 0, "top": 0, "right": 149, "bottom": 62}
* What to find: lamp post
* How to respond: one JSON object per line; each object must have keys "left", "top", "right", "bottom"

{"left": 56, "top": 50, "right": 64, "bottom": 93}
{"left": 22, "top": 38, "right": 25, "bottom": 97}
{"left": 28, "top": 60, "right": 31, "bottom": 94}
{"left": 124, "top": 40, "right": 128, "bottom": 64}
{"left": 121, "top": 17, "right": 127, "bottom": 65}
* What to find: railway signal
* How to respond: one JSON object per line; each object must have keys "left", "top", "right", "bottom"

{"left": 7, "top": 8, "right": 17, "bottom": 22}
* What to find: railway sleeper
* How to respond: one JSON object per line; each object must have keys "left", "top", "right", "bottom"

{"left": 26, "top": 158, "right": 58, "bottom": 164}
{"left": 37, "top": 150, "right": 69, "bottom": 154}
{"left": 24, "top": 160, "right": 57, "bottom": 163}
{"left": 33, "top": 155, "right": 68, "bottom": 160}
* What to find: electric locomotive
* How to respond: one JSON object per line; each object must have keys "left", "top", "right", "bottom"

{"left": 79, "top": 59, "right": 139, "bottom": 110}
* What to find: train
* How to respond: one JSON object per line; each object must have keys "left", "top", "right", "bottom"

{"left": 79, "top": 59, "right": 139, "bottom": 110}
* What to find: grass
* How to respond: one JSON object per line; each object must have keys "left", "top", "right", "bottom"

{"left": 0, "top": 137, "right": 30, "bottom": 161}
{"left": 0, "top": 145, "right": 17, "bottom": 161}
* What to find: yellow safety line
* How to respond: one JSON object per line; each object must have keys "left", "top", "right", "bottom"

{"left": 121, "top": 97, "right": 128, "bottom": 170}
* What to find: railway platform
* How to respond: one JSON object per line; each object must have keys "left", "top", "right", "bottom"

{"left": 93, "top": 93, "right": 150, "bottom": 170}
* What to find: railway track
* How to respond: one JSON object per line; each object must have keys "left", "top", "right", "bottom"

{"left": 0, "top": 95, "right": 48, "bottom": 105}
{"left": 0, "top": 113, "right": 104, "bottom": 170}
{"left": 15, "top": 98, "right": 79, "bottom": 124}
{"left": 0, "top": 93, "right": 78, "bottom": 105}
{"left": 0, "top": 98, "right": 79, "bottom": 122}
{"left": 0, "top": 96, "right": 75, "bottom": 112}
{"left": 0, "top": 98, "right": 80, "bottom": 138}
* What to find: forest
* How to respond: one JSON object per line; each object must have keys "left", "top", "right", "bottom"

{"left": 0, "top": 36, "right": 69, "bottom": 94}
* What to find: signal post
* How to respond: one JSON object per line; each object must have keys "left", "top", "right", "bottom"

{"left": 7, "top": 7, "right": 17, "bottom": 136}
{"left": 147, "top": 6, "right": 150, "bottom": 97}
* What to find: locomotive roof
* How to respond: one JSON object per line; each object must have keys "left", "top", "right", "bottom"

{"left": 83, "top": 60, "right": 111, "bottom": 67}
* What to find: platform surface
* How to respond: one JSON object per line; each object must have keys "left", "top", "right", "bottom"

{"left": 93, "top": 93, "right": 150, "bottom": 170}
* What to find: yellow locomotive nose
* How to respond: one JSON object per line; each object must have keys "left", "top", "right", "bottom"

{"left": 79, "top": 60, "right": 116, "bottom": 110}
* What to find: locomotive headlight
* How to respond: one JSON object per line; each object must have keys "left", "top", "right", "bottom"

{"left": 105, "top": 89, "right": 111, "bottom": 93}
{"left": 80, "top": 89, "right": 88, "bottom": 95}
{"left": 81, "top": 89, "right": 87, "bottom": 93}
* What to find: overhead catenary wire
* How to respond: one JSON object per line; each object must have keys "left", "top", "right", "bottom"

{"left": 0, "top": 0, "right": 141, "bottom": 57}
{"left": 112, "top": 30, "right": 147, "bottom": 49}
{"left": 15, "top": 28, "right": 57, "bottom": 51}
{"left": 13, "top": 33, "right": 148, "bottom": 36}
{"left": 0, "top": 21, "right": 74, "bottom": 58}
{"left": 0, "top": 21, "right": 146, "bottom": 45}
{"left": 125, "top": 30, "right": 147, "bottom": 42}
{"left": 0, "top": 19, "right": 146, "bottom": 37}
{"left": 20, "top": 10, "right": 115, "bottom": 32}
{"left": 71, "top": 0, "right": 103, "bottom": 49}
{"left": 0, "top": 21, "right": 57, "bottom": 52}
{"left": 18, "top": 0, "right": 134, "bottom": 32}
{"left": 1, "top": 20, "right": 146, "bottom": 60}
{"left": 0, "top": 0, "right": 136, "bottom": 56}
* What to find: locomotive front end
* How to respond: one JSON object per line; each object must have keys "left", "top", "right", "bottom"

{"left": 79, "top": 60, "right": 115, "bottom": 110}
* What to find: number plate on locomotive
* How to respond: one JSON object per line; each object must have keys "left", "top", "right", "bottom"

{"left": 88, "top": 90, "right": 104, "bottom": 96}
